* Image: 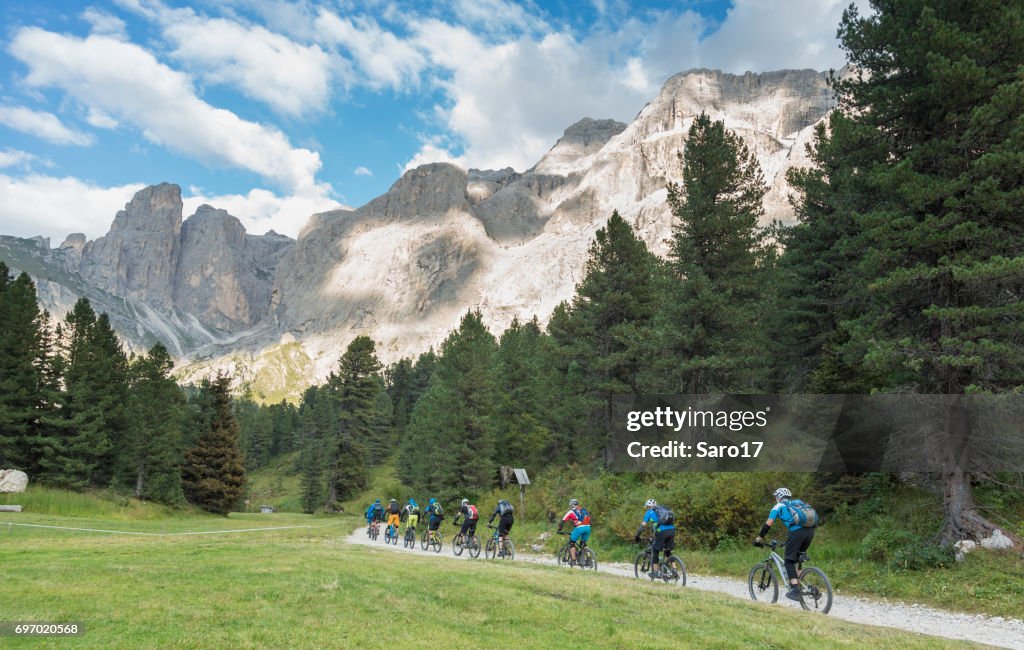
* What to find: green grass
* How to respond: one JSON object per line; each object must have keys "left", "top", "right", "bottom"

{"left": 0, "top": 510, "right": 984, "bottom": 649}
{"left": 0, "top": 486, "right": 202, "bottom": 520}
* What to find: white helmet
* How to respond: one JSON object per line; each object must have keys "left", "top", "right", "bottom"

{"left": 773, "top": 487, "right": 792, "bottom": 501}
{"left": 461, "top": 498, "right": 469, "bottom": 507}
{"left": 569, "top": 498, "right": 580, "bottom": 508}
{"left": 645, "top": 498, "right": 657, "bottom": 508}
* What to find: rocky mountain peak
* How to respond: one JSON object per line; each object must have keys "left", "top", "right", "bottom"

{"left": 109, "top": 181, "right": 183, "bottom": 235}
{"left": 532, "top": 117, "right": 627, "bottom": 175}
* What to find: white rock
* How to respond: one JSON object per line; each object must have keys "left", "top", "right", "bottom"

{"left": 953, "top": 539, "right": 976, "bottom": 562}
{"left": 979, "top": 529, "right": 1014, "bottom": 550}
{"left": 0, "top": 469, "right": 29, "bottom": 493}
{"left": 537, "top": 531, "right": 552, "bottom": 541}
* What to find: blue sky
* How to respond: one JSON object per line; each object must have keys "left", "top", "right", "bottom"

{"left": 0, "top": 0, "right": 859, "bottom": 242}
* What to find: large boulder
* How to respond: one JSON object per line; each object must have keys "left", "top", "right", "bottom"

{"left": 0, "top": 469, "right": 28, "bottom": 493}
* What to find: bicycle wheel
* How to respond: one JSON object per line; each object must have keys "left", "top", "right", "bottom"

{"left": 634, "top": 551, "right": 650, "bottom": 579}
{"left": 420, "top": 529, "right": 429, "bottom": 550}
{"left": 580, "top": 547, "right": 597, "bottom": 571}
{"left": 485, "top": 538, "right": 496, "bottom": 560}
{"left": 431, "top": 535, "right": 442, "bottom": 553}
{"left": 452, "top": 534, "right": 464, "bottom": 556}
{"left": 663, "top": 555, "right": 686, "bottom": 586}
{"left": 468, "top": 536, "right": 481, "bottom": 558}
{"left": 748, "top": 564, "right": 778, "bottom": 603}
{"left": 556, "top": 544, "right": 568, "bottom": 566}
{"left": 502, "top": 540, "right": 515, "bottom": 560}
{"left": 798, "top": 566, "right": 833, "bottom": 614}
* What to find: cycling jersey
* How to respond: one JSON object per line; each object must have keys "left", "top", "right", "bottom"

{"left": 365, "top": 504, "right": 383, "bottom": 522}
{"left": 769, "top": 501, "right": 807, "bottom": 532}
{"left": 562, "top": 508, "right": 588, "bottom": 527}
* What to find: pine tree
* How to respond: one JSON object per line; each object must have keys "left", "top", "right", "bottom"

{"left": 549, "top": 212, "right": 663, "bottom": 459}
{"left": 823, "top": 1, "right": 1024, "bottom": 544}
{"left": 398, "top": 311, "right": 497, "bottom": 501}
{"left": 124, "top": 344, "right": 185, "bottom": 504}
{"left": 182, "top": 373, "right": 246, "bottom": 515}
{"left": 0, "top": 266, "right": 50, "bottom": 470}
{"left": 660, "top": 113, "right": 774, "bottom": 393}
{"left": 297, "top": 386, "right": 325, "bottom": 514}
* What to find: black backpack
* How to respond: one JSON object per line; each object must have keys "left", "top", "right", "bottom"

{"left": 498, "top": 500, "right": 514, "bottom": 516}
{"left": 654, "top": 505, "right": 675, "bottom": 526}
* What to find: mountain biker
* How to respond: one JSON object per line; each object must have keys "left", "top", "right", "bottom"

{"left": 402, "top": 498, "right": 420, "bottom": 533}
{"left": 754, "top": 487, "right": 815, "bottom": 601}
{"left": 425, "top": 498, "right": 444, "bottom": 539}
{"left": 556, "top": 498, "right": 591, "bottom": 564}
{"left": 452, "top": 498, "right": 480, "bottom": 541}
{"left": 488, "top": 498, "right": 515, "bottom": 555}
{"left": 634, "top": 498, "right": 674, "bottom": 578}
{"left": 385, "top": 498, "right": 402, "bottom": 538}
{"left": 365, "top": 499, "right": 384, "bottom": 529}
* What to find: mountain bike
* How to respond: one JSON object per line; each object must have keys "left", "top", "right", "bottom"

{"left": 422, "top": 527, "right": 443, "bottom": 553}
{"left": 485, "top": 524, "right": 515, "bottom": 560}
{"left": 634, "top": 535, "right": 685, "bottom": 585}
{"left": 556, "top": 531, "right": 597, "bottom": 570}
{"left": 452, "top": 523, "right": 481, "bottom": 558}
{"left": 368, "top": 520, "right": 380, "bottom": 541}
{"left": 403, "top": 524, "right": 417, "bottom": 548}
{"left": 749, "top": 539, "right": 832, "bottom": 614}
{"left": 384, "top": 522, "right": 399, "bottom": 545}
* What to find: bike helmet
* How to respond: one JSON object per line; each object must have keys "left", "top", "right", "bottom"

{"left": 374, "top": 499, "right": 380, "bottom": 504}
{"left": 461, "top": 498, "right": 469, "bottom": 507}
{"left": 569, "top": 498, "right": 580, "bottom": 508}
{"left": 429, "top": 498, "right": 437, "bottom": 505}
{"left": 390, "top": 498, "right": 398, "bottom": 504}
{"left": 409, "top": 498, "right": 418, "bottom": 507}
{"left": 773, "top": 487, "right": 792, "bottom": 501}
{"left": 645, "top": 498, "right": 657, "bottom": 508}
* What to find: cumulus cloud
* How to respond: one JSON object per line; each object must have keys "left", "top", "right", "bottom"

{"left": 353, "top": 166, "right": 373, "bottom": 176}
{"left": 134, "top": 2, "right": 335, "bottom": 117}
{"left": 315, "top": 10, "right": 427, "bottom": 91}
{"left": 0, "top": 105, "right": 95, "bottom": 146}
{"left": 0, "top": 174, "right": 145, "bottom": 241}
{"left": 82, "top": 7, "right": 128, "bottom": 38}
{"left": 0, "top": 149, "right": 48, "bottom": 170}
{"left": 9, "top": 28, "right": 326, "bottom": 195}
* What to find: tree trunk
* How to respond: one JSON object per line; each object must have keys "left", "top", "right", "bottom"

{"left": 939, "top": 399, "right": 1020, "bottom": 548}
{"left": 134, "top": 462, "right": 145, "bottom": 499}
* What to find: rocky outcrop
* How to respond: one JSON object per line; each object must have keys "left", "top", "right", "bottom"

{"left": 0, "top": 469, "right": 28, "bottom": 493}
{"left": 173, "top": 205, "right": 291, "bottom": 332}
{"left": 79, "top": 182, "right": 183, "bottom": 310}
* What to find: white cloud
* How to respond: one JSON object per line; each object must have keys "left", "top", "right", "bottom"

{"left": 315, "top": 11, "right": 427, "bottom": 91}
{"left": 353, "top": 166, "right": 373, "bottom": 177}
{"left": 0, "top": 174, "right": 144, "bottom": 241}
{"left": 182, "top": 186, "right": 343, "bottom": 238}
{"left": 9, "top": 28, "right": 326, "bottom": 195}
{"left": 0, "top": 105, "right": 94, "bottom": 146}
{"left": 0, "top": 148, "right": 49, "bottom": 170}
{"left": 86, "top": 108, "right": 118, "bottom": 129}
{"left": 82, "top": 7, "right": 128, "bottom": 38}
{"left": 152, "top": 5, "right": 335, "bottom": 117}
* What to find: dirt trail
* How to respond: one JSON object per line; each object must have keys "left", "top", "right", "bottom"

{"left": 346, "top": 527, "right": 1023, "bottom": 649}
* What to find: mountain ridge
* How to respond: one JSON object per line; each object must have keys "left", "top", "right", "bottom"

{"left": 0, "top": 67, "right": 837, "bottom": 399}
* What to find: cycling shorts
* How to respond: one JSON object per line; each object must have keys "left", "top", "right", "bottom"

{"left": 387, "top": 513, "right": 401, "bottom": 528}
{"left": 570, "top": 525, "right": 591, "bottom": 543}
{"left": 406, "top": 514, "right": 419, "bottom": 529}
{"left": 497, "top": 513, "right": 514, "bottom": 537}
{"left": 428, "top": 515, "right": 441, "bottom": 531}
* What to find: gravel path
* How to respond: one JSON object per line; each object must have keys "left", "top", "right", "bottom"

{"left": 346, "top": 528, "right": 1024, "bottom": 649}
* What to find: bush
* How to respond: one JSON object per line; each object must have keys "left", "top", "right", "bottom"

{"left": 860, "top": 519, "right": 955, "bottom": 571}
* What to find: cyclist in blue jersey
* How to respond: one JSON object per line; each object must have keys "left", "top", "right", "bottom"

{"left": 365, "top": 499, "right": 384, "bottom": 529}
{"left": 634, "top": 498, "right": 674, "bottom": 578}
{"left": 753, "top": 487, "right": 815, "bottom": 601}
